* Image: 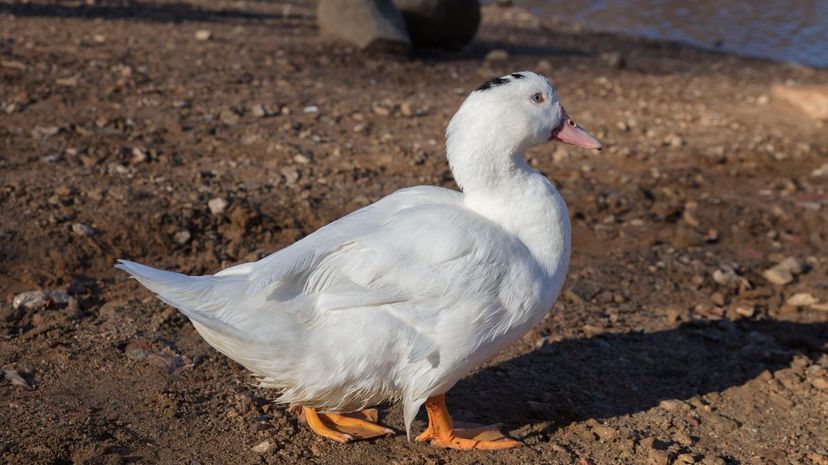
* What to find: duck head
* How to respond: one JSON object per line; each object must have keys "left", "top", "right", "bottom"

{"left": 451, "top": 71, "right": 602, "bottom": 152}
{"left": 446, "top": 71, "right": 602, "bottom": 192}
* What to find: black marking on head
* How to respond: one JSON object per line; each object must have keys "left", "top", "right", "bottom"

{"left": 511, "top": 72, "right": 525, "bottom": 79}
{"left": 476, "top": 76, "right": 510, "bottom": 92}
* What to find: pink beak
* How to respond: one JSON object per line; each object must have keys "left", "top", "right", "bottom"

{"left": 550, "top": 107, "right": 603, "bottom": 150}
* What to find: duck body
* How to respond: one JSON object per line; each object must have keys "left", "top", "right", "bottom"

{"left": 118, "top": 71, "right": 601, "bottom": 446}
{"left": 118, "top": 178, "right": 569, "bottom": 433}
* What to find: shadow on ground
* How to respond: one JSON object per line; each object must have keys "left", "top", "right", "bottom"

{"left": 450, "top": 320, "right": 827, "bottom": 437}
{"left": 413, "top": 38, "right": 592, "bottom": 62}
{"left": 0, "top": 0, "right": 311, "bottom": 25}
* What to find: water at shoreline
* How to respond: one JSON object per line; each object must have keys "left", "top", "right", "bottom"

{"left": 507, "top": 0, "right": 828, "bottom": 68}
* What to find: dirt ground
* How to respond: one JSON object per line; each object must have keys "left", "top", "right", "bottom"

{"left": 2, "top": 1, "right": 827, "bottom": 464}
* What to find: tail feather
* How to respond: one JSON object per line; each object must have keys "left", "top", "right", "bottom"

{"left": 116, "top": 259, "right": 200, "bottom": 301}
{"left": 116, "top": 259, "right": 250, "bottom": 337}
{"left": 115, "top": 259, "right": 299, "bottom": 345}
{"left": 116, "top": 259, "right": 301, "bottom": 380}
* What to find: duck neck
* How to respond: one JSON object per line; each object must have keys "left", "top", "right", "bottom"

{"left": 447, "top": 135, "right": 571, "bottom": 279}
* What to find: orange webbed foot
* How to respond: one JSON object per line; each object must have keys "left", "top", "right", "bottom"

{"left": 416, "top": 395, "right": 521, "bottom": 451}
{"left": 294, "top": 406, "right": 394, "bottom": 442}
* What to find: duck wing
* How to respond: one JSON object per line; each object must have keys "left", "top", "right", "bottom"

{"left": 118, "top": 186, "right": 536, "bottom": 435}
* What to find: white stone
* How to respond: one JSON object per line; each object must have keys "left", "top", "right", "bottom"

{"left": 194, "top": 30, "right": 212, "bottom": 41}
{"left": 251, "top": 440, "right": 273, "bottom": 454}
{"left": 208, "top": 197, "right": 228, "bottom": 215}
{"left": 12, "top": 290, "right": 71, "bottom": 310}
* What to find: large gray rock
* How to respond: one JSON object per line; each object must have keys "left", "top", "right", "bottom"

{"left": 393, "top": 0, "right": 480, "bottom": 49}
{"left": 317, "top": 0, "right": 410, "bottom": 53}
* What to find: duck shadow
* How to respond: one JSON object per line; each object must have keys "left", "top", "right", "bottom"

{"left": 449, "top": 319, "right": 827, "bottom": 436}
{"left": 412, "top": 38, "right": 591, "bottom": 62}
{"left": 0, "top": 0, "right": 311, "bottom": 25}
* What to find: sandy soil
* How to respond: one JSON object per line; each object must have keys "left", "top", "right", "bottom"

{"left": 1, "top": 1, "right": 827, "bottom": 464}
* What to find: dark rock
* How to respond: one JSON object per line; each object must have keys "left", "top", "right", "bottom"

{"left": 317, "top": 0, "right": 410, "bottom": 53}
{"left": 394, "top": 0, "right": 480, "bottom": 49}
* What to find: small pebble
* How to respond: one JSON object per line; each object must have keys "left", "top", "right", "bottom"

{"left": 3, "top": 369, "right": 29, "bottom": 387}
{"left": 208, "top": 197, "right": 228, "bottom": 215}
{"left": 280, "top": 166, "right": 299, "bottom": 185}
{"left": 251, "top": 440, "right": 273, "bottom": 454}
{"left": 131, "top": 147, "right": 148, "bottom": 163}
{"left": 32, "top": 125, "right": 60, "bottom": 139}
{"left": 786, "top": 293, "right": 819, "bottom": 307}
{"left": 485, "top": 49, "right": 510, "bottom": 62}
{"left": 72, "top": 222, "right": 95, "bottom": 237}
{"left": 658, "top": 399, "right": 683, "bottom": 411}
{"left": 13, "top": 289, "right": 71, "bottom": 310}
{"left": 219, "top": 109, "right": 240, "bottom": 125}
{"left": 250, "top": 104, "right": 267, "bottom": 118}
{"left": 372, "top": 102, "right": 392, "bottom": 116}
{"left": 762, "top": 266, "right": 793, "bottom": 286}
{"left": 777, "top": 256, "right": 804, "bottom": 274}
{"left": 56, "top": 76, "right": 77, "bottom": 86}
{"left": 811, "top": 163, "right": 828, "bottom": 177}
{"left": 734, "top": 305, "right": 755, "bottom": 318}
{"left": 675, "top": 453, "right": 696, "bottom": 465}
{"left": 669, "top": 134, "right": 684, "bottom": 147}
{"left": 592, "top": 425, "right": 616, "bottom": 441}
{"left": 195, "top": 30, "right": 212, "bottom": 41}
{"left": 174, "top": 230, "right": 192, "bottom": 244}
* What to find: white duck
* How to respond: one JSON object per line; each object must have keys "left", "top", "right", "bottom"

{"left": 117, "top": 71, "right": 602, "bottom": 450}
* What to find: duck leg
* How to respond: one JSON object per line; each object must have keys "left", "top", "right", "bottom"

{"left": 415, "top": 394, "right": 521, "bottom": 450}
{"left": 295, "top": 406, "right": 394, "bottom": 442}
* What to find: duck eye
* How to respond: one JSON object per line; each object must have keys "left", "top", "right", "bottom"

{"left": 530, "top": 92, "right": 544, "bottom": 104}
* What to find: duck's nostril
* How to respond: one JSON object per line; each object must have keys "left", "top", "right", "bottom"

{"left": 567, "top": 119, "right": 576, "bottom": 127}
